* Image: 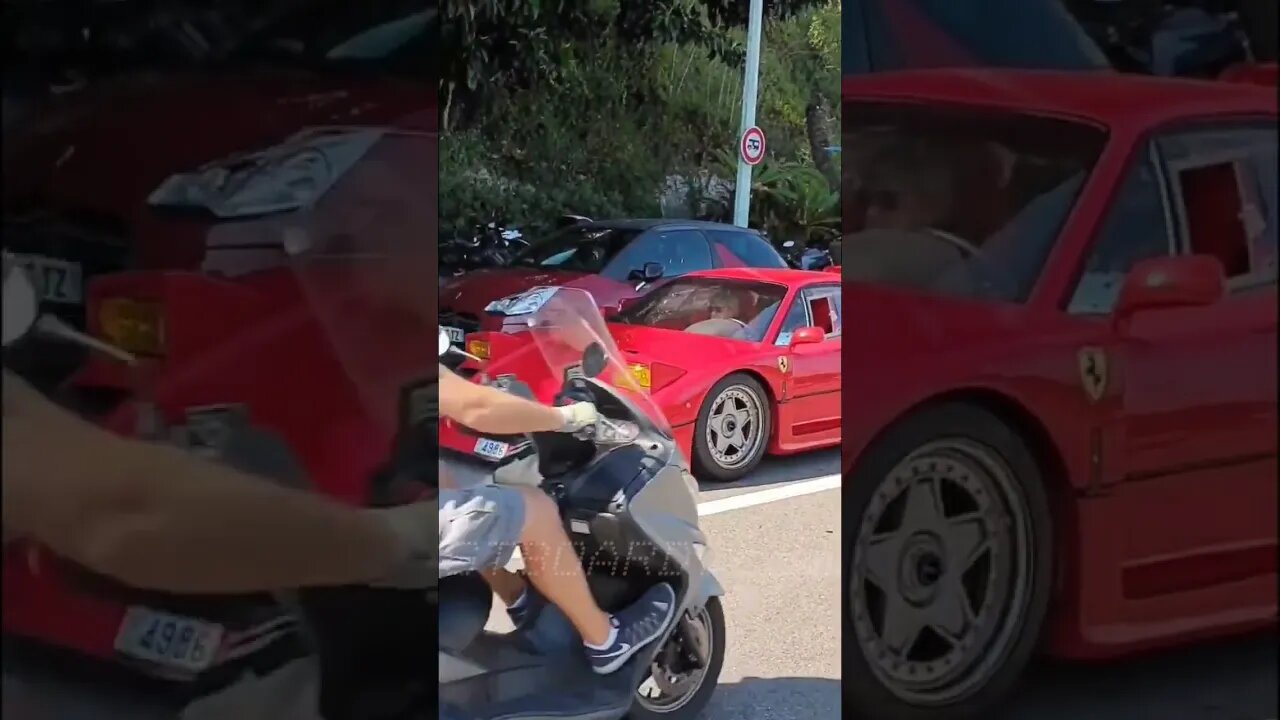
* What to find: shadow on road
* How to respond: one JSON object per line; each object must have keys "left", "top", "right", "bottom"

{"left": 707, "top": 676, "right": 840, "bottom": 719}
{"left": 1009, "top": 633, "right": 1279, "bottom": 720}
{"left": 699, "top": 449, "right": 840, "bottom": 494}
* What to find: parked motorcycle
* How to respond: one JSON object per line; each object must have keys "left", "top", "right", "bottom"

{"left": 439, "top": 221, "right": 528, "bottom": 276}
{"left": 1071, "top": 0, "right": 1255, "bottom": 77}
{"left": 780, "top": 240, "right": 834, "bottom": 271}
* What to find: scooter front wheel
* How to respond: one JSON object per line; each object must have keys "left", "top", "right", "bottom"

{"left": 629, "top": 596, "right": 726, "bottom": 719}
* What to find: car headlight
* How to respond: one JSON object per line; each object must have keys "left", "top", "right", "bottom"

{"left": 484, "top": 286, "right": 560, "bottom": 316}
{"left": 147, "top": 128, "right": 383, "bottom": 218}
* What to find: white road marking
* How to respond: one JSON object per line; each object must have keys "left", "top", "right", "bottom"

{"left": 504, "top": 474, "right": 841, "bottom": 570}
{"left": 698, "top": 474, "right": 841, "bottom": 516}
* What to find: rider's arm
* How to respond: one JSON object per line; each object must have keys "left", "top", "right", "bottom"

{"left": 1, "top": 370, "right": 409, "bottom": 594}
{"left": 438, "top": 363, "right": 568, "bottom": 434}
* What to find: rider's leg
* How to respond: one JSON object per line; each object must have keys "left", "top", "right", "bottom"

{"left": 441, "top": 485, "right": 677, "bottom": 674}
{"left": 480, "top": 568, "right": 526, "bottom": 606}
{"left": 511, "top": 487, "right": 612, "bottom": 646}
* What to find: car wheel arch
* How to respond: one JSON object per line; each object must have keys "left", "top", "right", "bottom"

{"left": 721, "top": 368, "right": 780, "bottom": 442}
{"left": 849, "top": 386, "right": 1079, "bottom": 595}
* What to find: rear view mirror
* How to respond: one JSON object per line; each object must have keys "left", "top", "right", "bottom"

{"left": 1115, "top": 254, "right": 1224, "bottom": 322}
{"left": 582, "top": 342, "right": 607, "bottom": 378}
{"left": 3, "top": 260, "right": 39, "bottom": 347}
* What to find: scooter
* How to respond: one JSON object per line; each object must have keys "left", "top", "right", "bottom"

{"left": 429, "top": 289, "right": 726, "bottom": 719}
{"left": 271, "top": 289, "right": 726, "bottom": 720}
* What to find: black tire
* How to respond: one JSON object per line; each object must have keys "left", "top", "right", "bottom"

{"left": 628, "top": 596, "right": 727, "bottom": 720}
{"left": 843, "top": 403, "right": 1054, "bottom": 720}
{"left": 692, "top": 373, "right": 771, "bottom": 483}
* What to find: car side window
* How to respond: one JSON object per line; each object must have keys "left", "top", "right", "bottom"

{"left": 1067, "top": 145, "right": 1174, "bottom": 315}
{"left": 604, "top": 230, "right": 713, "bottom": 282}
{"left": 774, "top": 294, "right": 811, "bottom": 346}
{"left": 706, "top": 230, "right": 787, "bottom": 269}
{"left": 1158, "top": 125, "right": 1278, "bottom": 293}
{"left": 803, "top": 285, "right": 842, "bottom": 338}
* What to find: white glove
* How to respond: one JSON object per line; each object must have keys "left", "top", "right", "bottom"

{"left": 556, "top": 402, "right": 598, "bottom": 433}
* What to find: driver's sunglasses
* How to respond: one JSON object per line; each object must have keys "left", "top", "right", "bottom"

{"left": 858, "top": 188, "right": 900, "bottom": 212}
{"left": 709, "top": 304, "right": 728, "bottom": 314}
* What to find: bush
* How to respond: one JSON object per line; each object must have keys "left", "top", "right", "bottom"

{"left": 439, "top": 1, "right": 840, "bottom": 242}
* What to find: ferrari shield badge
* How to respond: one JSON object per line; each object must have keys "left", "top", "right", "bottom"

{"left": 778, "top": 356, "right": 791, "bottom": 374}
{"left": 1077, "top": 347, "right": 1108, "bottom": 403}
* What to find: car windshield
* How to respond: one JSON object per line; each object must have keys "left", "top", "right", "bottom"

{"left": 511, "top": 226, "right": 644, "bottom": 273}
{"left": 230, "top": 1, "right": 430, "bottom": 70}
{"left": 614, "top": 276, "right": 789, "bottom": 343}
{"left": 840, "top": 101, "right": 1106, "bottom": 302}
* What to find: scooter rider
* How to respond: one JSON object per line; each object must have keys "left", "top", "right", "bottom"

{"left": 438, "top": 338, "right": 678, "bottom": 675}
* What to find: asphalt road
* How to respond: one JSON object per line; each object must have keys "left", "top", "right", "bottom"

{"left": 2, "top": 447, "right": 1275, "bottom": 720}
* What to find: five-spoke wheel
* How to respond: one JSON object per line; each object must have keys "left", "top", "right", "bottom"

{"left": 844, "top": 404, "right": 1054, "bottom": 720}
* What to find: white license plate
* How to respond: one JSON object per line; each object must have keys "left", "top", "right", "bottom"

{"left": 113, "top": 607, "right": 224, "bottom": 673}
{"left": 11, "top": 253, "right": 83, "bottom": 305}
{"left": 474, "top": 437, "right": 509, "bottom": 460}
{"left": 443, "top": 326, "right": 464, "bottom": 344}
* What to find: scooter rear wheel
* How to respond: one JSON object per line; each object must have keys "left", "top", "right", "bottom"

{"left": 629, "top": 596, "right": 726, "bottom": 719}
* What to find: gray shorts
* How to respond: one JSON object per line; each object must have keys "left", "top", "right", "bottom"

{"left": 439, "top": 485, "right": 526, "bottom": 578}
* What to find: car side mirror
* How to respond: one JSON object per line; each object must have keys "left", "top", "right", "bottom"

{"left": 1115, "top": 255, "right": 1225, "bottom": 323}
{"left": 789, "top": 326, "right": 825, "bottom": 347}
{"left": 629, "top": 261, "right": 664, "bottom": 282}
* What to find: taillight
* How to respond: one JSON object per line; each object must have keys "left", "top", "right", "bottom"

{"left": 627, "top": 362, "right": 685, "bottom": 393}
{"left": 98, "top": 298, "right": 165, "bottom": 356}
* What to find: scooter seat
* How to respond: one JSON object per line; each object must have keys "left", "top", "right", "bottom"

{"left": 439, "top": 572, "right": 492, "bottom": 651}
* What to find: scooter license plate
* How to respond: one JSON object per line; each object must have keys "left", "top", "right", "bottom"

{"left": 443, "top": 326, "right": 465, "bottom": 344}
{"left": 474, "top": 438, "right": 509, "bottom": 460}
{"left": 113, "top": 607, "right": 223, "bottom": 673}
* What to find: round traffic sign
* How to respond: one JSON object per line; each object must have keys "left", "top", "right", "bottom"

{"left": 740, "top": 126, "right": 767, "bottom": 166}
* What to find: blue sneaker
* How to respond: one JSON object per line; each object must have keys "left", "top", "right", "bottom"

{"left": 507, "top": 588, "right": 547, "bottom": 630}
{"left": 585, "top": 583, "right": 678, "bottom": 675}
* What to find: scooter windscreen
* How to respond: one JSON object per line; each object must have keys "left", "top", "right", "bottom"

{"left": 490, "top": 285, "right": 681, "bottom": 458}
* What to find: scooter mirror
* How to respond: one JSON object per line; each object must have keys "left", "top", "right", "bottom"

{"left": 582, "top": 342, "right": 607, "bottom": 378}
{"left": 438, "top": 328, "right": 451, "bottom": 357}
{"left": 2, "top": 260, "right": 39, "bottom": 348}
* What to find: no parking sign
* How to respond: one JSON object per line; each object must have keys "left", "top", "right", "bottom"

{"left": 740, "top": 126, "right": 767, "bottom": 166}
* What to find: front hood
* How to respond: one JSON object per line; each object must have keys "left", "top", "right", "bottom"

{"left": 439, "top": 268, "right": 637, "bottom": 316}
{"left": 4, "top": 69, "right": 428, "bottom": 218}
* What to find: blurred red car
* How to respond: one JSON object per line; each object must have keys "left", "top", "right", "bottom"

{"left": 441, "top": 268, "right": 842, "bottom": 482}
{"left": 2, "top": 18, "right": 437, "bottom": 686}
{"left": 839, "top": 69, "right": 1276, "bottom": 719}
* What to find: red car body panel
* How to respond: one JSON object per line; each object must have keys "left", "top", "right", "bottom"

{"left": 440, "top": 269, "right": 843, "bottom": 465}
{"left": 3, "top": 262, "right": 436, "bottom": 671}
{"left": 4, "top": 70, "right": 432, "bottom": 270}
{"left": 841, "top": 70, "right": 1276, "bottom": 660}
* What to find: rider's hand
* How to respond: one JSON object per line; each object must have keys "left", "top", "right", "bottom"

{"left": 556, "top": 401, "right": 598, "bottom": 433}
{"left": 364, "top": 501, "right": 437, "bottom": 590}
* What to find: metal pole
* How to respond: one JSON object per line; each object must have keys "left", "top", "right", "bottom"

{"left": 733, "top": 0, "right": 765, "bottom": 228}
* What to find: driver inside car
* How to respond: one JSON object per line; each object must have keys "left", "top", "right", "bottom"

{"left": 683, "top": 288, "right": 744, "bottom": 338}
{"left": 438, "top": 339, "right": 679, "bottom": 675}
